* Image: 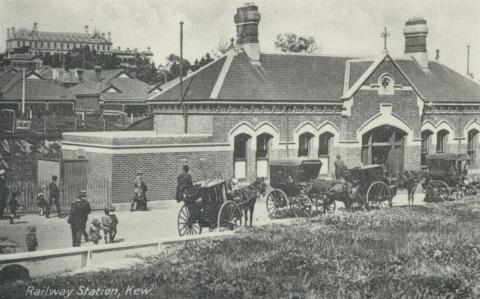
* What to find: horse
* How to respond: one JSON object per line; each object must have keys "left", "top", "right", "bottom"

{"left": 227, "top": 178, "right": 266, "bottom": 226}
{"left": 395, "top": 170, "right": 426, "bottom": 206}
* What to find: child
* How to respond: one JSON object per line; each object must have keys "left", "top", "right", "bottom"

{"left": 101, "top": 209, "right": 113, "bottom": 243}
{"left": 89, "top": 219, "right": 102, "bottom": 245}
{"left": 25, "top": 226, "right": 38, "bottom": 252}
{"left": 8, "top": 191, "right": 20, "bottom": 224}
{"left": 36, "top": 190, "right": 46, "bottom": 216}
{"left": 109, "top": 207, "right": 119, "bottom": 242}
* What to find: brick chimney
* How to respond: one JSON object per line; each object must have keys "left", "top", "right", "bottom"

{"left": 234, "top": 3, "right": 261, "bottom": 61}
{"left": 11, "top": 27, "right": 15, "bottom": 37}
{"left": 7, "top": 28, "right": 10, "bottom": 39}
{"left": 108, "top": 32, "right": 111, "bottom": 42}
{"left": 404, "top": 18, "right": 429, "bottom": 69}
{"left": 85, "top": 25, "right": 89, "bottom": 34}
{"left": 76, "top": 69, "right": 84, "bottom": 82}
{"left": 94, "top": 66, "right": 101, "bottom": 83}
{"left": 33, "top": 22, "right": 38, "bottom": 31}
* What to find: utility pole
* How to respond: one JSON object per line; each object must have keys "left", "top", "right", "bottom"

{"left": 467, "top": 45, "right": 470, "bottom": 77}
{"left": 179, "top": 21, "right": 187, "bottom": 133}
{"left": 21, "top": 67, "right": 25, "bottom": 116}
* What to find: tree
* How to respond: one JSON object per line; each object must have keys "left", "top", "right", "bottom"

{"left": 165, "top": 54, "right": 191, "bottom": 80}
{"left": 212, "top": 38, "right": 235, "bottom": 57}
{"left": 274, "top": 33, "right": 320, "bottom": 53}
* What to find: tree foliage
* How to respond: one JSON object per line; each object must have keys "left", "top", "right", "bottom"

{"left": 274, "top": 33, "right": 320, "bottom": 53}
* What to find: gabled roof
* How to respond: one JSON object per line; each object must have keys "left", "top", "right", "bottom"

{"left": 68, "top": 69, "right": 127, "bottom": 95}
{"left": 150, "top": 51, "right": 353, "bottom": 103}
{"left": 149, "top": 49, "right": 480, "bottom": 104}
{"left": 0, "top": 73, "right": 74, "bottom": 101}
{"left": 100, "top": 78, "right": 152, "bottom": 102}
{"left": 40, "top": 68, "right": 125, "bottom": 85}
{"left": 9, "top": 29, "right": 111, "bottom": 45}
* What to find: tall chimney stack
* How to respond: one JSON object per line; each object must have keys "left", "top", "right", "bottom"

{"left": 85, "top": 25, "right": 89, "bottom": 34}
{"left": 404, "top": 18, "right": 429, "bottom": 69}
{"left": 94, "top": 66, "right": 101, "bottom": 83}
{"left": 108, "top": 32, "right": 111, "bottom": 41}
{"left": 11, "top": 27, "right": 15, "bottom": 37}
{"left": 234, "top": 3, "right": 261, "bottom": 61}
{"left": 33, "top": 22, "right": 38, "bottom": 31}
{"left": 7, "top": 28, "right": 10, "bottom": 39}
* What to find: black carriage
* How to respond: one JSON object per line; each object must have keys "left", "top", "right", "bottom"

{"left": 177, "top": 179, "right": 242, "bottom": 236}
{"left": 423, "top": 153, "right": 477, "bottom": 201}
{"left": 265, "top": 159, "right": 321, "bottom": 218}
{"left": 346, "top": 165, "right": 396, "bottom": 209}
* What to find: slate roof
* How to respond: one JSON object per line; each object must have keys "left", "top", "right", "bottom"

{"left": 150, "top": 50, "right": 480, "bottom": 104}
{"left": 40, "top": 68, "right": 123, "bottom": 85}
{"left": 0, "top": 72, "right": 74, "bottom": 101}
{"left": 9, "top": 29, "right": 111, "bottom": 44}
{"left": 101, "top": 78, "right": 154, "bottom": 102}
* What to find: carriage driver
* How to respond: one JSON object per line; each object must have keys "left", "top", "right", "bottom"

{"left": 176, "top": 165, "right": 193, "bottom": 202}
{"left": 334, "top": 154, "right": 348, "bottom": 181}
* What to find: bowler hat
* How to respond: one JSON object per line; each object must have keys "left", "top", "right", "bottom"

{"left": 79, "top": 190, "right": 87, "bottom": 197}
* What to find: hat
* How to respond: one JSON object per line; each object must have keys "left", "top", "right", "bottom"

{"left": 109, "top": 206, "right": 115, "bottom": 212}
{"left": 79, "top": 190, "right": 87, "bottom": 197}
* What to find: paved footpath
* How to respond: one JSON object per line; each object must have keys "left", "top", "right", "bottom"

{"left": 0, "top": 190, "right": 423, "bottom": 253}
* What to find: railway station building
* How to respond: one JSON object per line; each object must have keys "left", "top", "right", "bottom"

{"left": 62, "top": 3, "right": 480, "bottom": 203}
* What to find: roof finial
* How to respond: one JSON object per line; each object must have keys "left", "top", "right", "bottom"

{"left": 381, "top": 27, "right": 390, "bottom": 52}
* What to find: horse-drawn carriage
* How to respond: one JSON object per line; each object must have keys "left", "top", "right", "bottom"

{"left": 177, "top": 179, "right": 242, "bottom": 236}
{"left": 265, "top": 159, "right": 321, "bottom": 218}
{"left": 423, "top": 153, "right": 478, "bottom": 201}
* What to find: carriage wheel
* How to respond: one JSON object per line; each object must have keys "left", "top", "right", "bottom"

{"left": 177, "top": 204, "right": 202, "bottom": 236}
{"left": 290, "top": 194, "right": 314, "bottom": 218}
{"left": 425, "top": 180, "right": 450, "bottom": 202}
{"left": 366, "top": 181, "right": 392, "bottom": 209}
{"left": 314, "top": 194, "right": 336, "bottom": 214}
{"left": 218, "top": 201, "right": 242, "bottom": 232}
{"left": 266, "top": 189, "right": 289, "bottom": 219}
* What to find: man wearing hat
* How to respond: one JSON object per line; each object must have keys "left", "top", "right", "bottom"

{"left": 67, "top": 191, "right": 87, "bottom": 247}
{"left": 176, "top": 165, "right": 193, "bottom": 202}
{"left": 131, "top": 171, "right": 147, "bottom": 211}
{"left": 79, "top": 191, "right": 91, "bottom": 242}
{"left": 46, "top": 175, "right": 61, "bottom": 218}
{"left": 0, "top": 169, "right": 8, "bottom": 220}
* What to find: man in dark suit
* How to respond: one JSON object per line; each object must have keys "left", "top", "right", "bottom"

{"left": 79, "top": 191, "right": 91, "bottom": 242}
{"left": 67, "top": 191, "right": 86, "bottom": 247}
{"left": 176, "top": 165, "right": 193, "bottom": 202}
{"left": 46, "top": 175, "right": 61, "bottom": 218}
{"left": 0, "top": 169, "right": 8, "bottom": 220}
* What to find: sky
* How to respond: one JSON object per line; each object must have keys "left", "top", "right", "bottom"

{"left": 0, "top": 0, "right": 479, "bottom": 77}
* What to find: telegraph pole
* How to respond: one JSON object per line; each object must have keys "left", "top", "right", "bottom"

{"left": 179, "top": 21, "right": 187, "bottom": 133}
{"left": 21, "top": 67, "right": 25, "bottom": 116}
{"left": 467, "top": 45, "right": 470, "bottom": 77}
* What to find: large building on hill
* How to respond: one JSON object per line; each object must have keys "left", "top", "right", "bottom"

{"left": 4, "top": 23, "right": 153, "bottom": 62}
{"left": 62, "top": 3, "right": 480, "bottom": 204}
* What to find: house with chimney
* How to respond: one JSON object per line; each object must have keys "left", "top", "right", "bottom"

{"left": 62, "top": 3, "right": 480, "bottom": 204}
{"left": 68, "top": 67, "right": 160, "bottom": 115}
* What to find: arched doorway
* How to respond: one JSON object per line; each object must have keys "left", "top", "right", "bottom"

{"left": 233, "top": 133, "right": 252, "bottom": 179}
{"left": 256, "top": 133, "right": 273, "bottom": 178}
{"left": 361, "top": 125, "right": 407, "bottom": 176}
{"left": 319, "top": 132, "right": 334, "bottom": 175}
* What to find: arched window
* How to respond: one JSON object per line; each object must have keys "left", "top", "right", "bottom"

{"left": 319, "top": 132, "right": 334, "bottom": 175}
{"left": 421, "top": 130, "right": 433, "bottom": 166}
{"left": 468, "top": 129, "right": 479, "bottom": 166}
{"left": 298, "top": 132, "right": 314, "bottom": 157}
{"left": 436, "top": 129, "right": 449, "bottom": 153}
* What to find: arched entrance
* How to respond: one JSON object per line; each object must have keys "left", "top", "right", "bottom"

{"left": 361, "top": 125, "right": 407, "bottom": 176}
{"left": 233, "top": 133, "right": 252, "bottom": 179}
{"left": 256, "top": 133, "right": 273, "bottom": 178}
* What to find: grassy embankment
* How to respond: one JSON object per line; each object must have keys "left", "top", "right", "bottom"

{"left": 3, "top": 200, "right": 480, "bottom": 298}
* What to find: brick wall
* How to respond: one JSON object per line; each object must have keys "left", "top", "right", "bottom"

{"left": 110, "top": 150, "right": 232, "bottom": 203}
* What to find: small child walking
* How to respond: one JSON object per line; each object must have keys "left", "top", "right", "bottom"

{"left": 108, "top": 207, "right": 119, "bottom": 242}
{"left": 36, "top": 190, "right": 46, "bottom": 216}
{"left": 89, "top": 219, "right": 102, "bottom": 245}
{"left": 9, "top": 191, "right": 20, "bottom": 224}
{"left": 25, "top": 226, "right": 38, "bottom": 252}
